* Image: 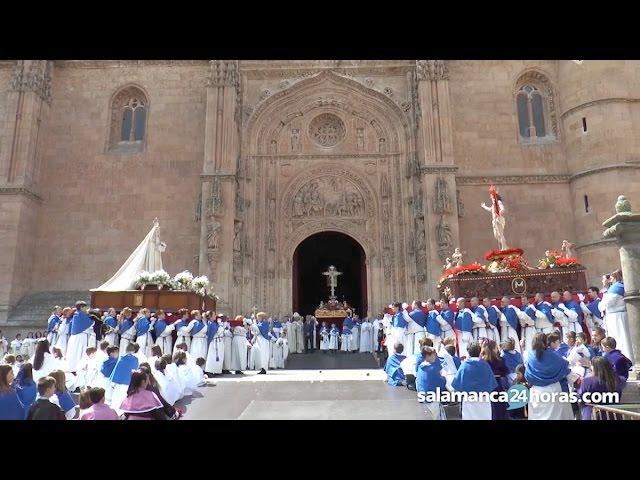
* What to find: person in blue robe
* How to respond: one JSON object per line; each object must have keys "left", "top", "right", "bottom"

{"left": 451, "top": 345, "right": 497, "bottom": 394}
{"left": 101, "top": 347, "right": 119, "bottom": 378}
{"left": 524, "top": 333, "right": 573, "bottom": 420}
{"left": 500, "top": 338, "right": 523, "bottom": 387}
{"left": 451, "top": 341, "right": 497, "bottom": 420}
{"left": 425, "top": 308, "right": 441, "bottom": 344}
{"left": 409, "top": 303, "right": 428, "bottom": 353}
{"left": 417, "top": 346, "right": 447, "bottom": 419}
{"left": 109, "top": 346, "right": 139, "bottom": 386}
{"left": 455, "top": 298, "right": 473, "bottom": 358}
{"left": 548, "top": 331, "right": 570, "bottom": 359}
{"left": 384, "top": 343, "right": 406, "bottom": 386}
{"left": 0, "top": 364, "right": 26, "bottom": 420}
{"left": 584, "top": 287, "right": 603, "bottom": 327}
{"left": 482, "top": 298, "right": 501, "bottom": 341}
{"left": 46, "top": 308, "right": 62, "bottom": 345}
{"left": 15, "top": 363, "right": 37, "bottom": 416}
{"left": 534, "top": 293, "right": 555, "bottom": 333}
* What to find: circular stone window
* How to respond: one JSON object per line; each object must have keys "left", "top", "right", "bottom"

{"left": 309, "top": 113, "right": 346, "bottom": 147}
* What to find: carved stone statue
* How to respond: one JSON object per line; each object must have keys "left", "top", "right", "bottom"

{"left": 481, "top": 185, "right": 507, "bottom": 251}
{"left": 433, "top": 177, "right": 451, "bottom": 214}
{"left": 233, "top": 222, "right": 242, "bottom": 252}
{"left": 291, "top": 128, "right": 300, "bottom": 152}
{"left": 443, "top": 257, "right": 454, "bottom": 270}
{"left": 561, "top": 240, "right": 575, "bottom": 259}
{"left": 451, "top": 247, "right": 465, "bottom": 267}
{"left": 207, "top": 221, "right": 222, "bottom": 250}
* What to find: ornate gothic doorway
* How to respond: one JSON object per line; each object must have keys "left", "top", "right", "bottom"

{"left": 292, "top": 231, "right": 367, "bottom": 317}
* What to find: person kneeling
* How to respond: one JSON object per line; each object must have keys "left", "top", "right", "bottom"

{"left": 384, "top": 343, "right": 406, "bottom": 386}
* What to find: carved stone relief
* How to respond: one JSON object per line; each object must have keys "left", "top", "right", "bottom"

{"left": 291, "top": 176, "right": 365, "bottom": 218}
{"left": 432, "top": 176, "right": 452, "bottom": 215}
{"left": 435, "top": 215, "right": 454, "bottom": 263}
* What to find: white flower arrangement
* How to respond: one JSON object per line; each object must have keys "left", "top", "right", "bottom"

{"left": 150, "top": 269, "right": 172, "bottom": 287}
{"left": 192, "top": 275, "right": 210, "bottom": 296}
{"left": 173, "top": 270, "right": 194, "bottom": 291}
{"left": 133, "top": 271, "right": 152, "bottom": 289}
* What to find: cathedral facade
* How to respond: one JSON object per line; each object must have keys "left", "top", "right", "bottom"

{"left": 1, "top": 60, "right": 638, "bottom": 321}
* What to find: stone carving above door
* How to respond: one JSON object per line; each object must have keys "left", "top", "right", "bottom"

{"left": 291, "top": 175, "right": 364, "bottom": 218}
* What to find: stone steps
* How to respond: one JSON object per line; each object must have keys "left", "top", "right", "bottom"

{"left": 3, "top": 290, "right": 90, "bottom": 328}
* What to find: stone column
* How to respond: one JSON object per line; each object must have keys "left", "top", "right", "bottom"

{"left": 0, "top": 61, "right": 52, "bottom": 322}
{"left": 602, "top": 195, "right": 640, "bottom": 374}
{"left": 415, "top": 60, "right": 460, "bottom": 296}
{"left": 199, "top": 61, "right": 240, "bottom": 315}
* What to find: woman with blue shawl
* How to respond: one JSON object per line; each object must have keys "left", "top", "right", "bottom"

{"left": 524, "top": 333, "right": 573, "bottom": 420}
{"left": 15, "top": 363, "right": 37, "bottom": 415}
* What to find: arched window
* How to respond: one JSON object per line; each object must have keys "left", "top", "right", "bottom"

{"left": 514, "top": 72, "right": 558, "bottom": 144}
{"left": 108, "top": 85, "right": 148, "bottom": 153}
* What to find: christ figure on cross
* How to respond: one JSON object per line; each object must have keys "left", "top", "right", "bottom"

{"left": 322, "top": 265, "right": 342, "bottom": 299}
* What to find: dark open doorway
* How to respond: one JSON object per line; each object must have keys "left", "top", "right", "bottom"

{"left": 292, "top": 231, "right": 367, "bottom": 318}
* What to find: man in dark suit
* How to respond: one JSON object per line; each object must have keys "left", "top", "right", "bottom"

{"left": 27, "top": 377, "right": 65, "bottom": 420}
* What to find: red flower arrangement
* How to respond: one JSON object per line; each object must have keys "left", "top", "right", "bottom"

{"left": 440, "top": 262, "right": 485, "bottom": 281}
{"left": 484, "top": 247, "right": 524, "bottom": 262}
{"left": 555, "top": 257, "right": 579, "bottom": 267}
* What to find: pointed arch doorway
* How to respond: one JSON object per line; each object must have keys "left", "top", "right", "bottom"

{"left": 292, "top": 231, "right": 367, "bottom": 318}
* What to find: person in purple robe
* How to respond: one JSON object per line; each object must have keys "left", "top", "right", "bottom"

{"left": 120, "top": 370, "right": 166, "bottom": 420}
{"left": 480, "top": 339, "right": 509, "bottom": 420}
{"left": 577, "top": 356, "right": 625, "bottom": 420}
{"left": 602, "top": 336, "right": 633, "bottom": 381}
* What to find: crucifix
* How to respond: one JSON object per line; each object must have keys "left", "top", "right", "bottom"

{"left": 322, "top": 265, "right": 342, "bottom": 299}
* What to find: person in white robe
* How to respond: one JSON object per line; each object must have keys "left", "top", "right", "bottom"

{"left": 359, "top": 319, "right": 373, "bottom": 353}
{"left": 388, "top": 303, "right": 410, "bottom": 357}
{"left": 455, "top": 298, "right": 474, "bottom": 359}
{"left": 284, "top": 317, "right": 295, "bottom": 356}
{"left": 162, "top": 353, "right": 184, "bottom": 400}
{"left": 533, "top": 293, "right": 556, "bottom": 334}
{"left": 294, "top": 314, "right": 304, "bottom": 354}
{"left": 173, "top": 349, "right": 197, "bottom": 396}
{"left": 470, "top": 297, "right": 489, "bottom": 341}
{"left": 341, "top": 323, "right": 353, "bottom": 352}
{"left": 10, "top": 335, "right": 23, "bottom": 356}
{"left": 351, "top": 317, "right": 361, "bottom": 352}
{"left": 153, "top": 310, "right": 175, "bottom": 355}
{"left": 252, "top": 313, "right": 272, "bottom": 373}
{"left": 30, "top": 338, "right": 58, "bottom": 384}
{"left": 372, "top": 317, "right": 382, "bottom": 353}
{"left": 405, "top": 302, "right": 425, "bottom": 356}
{"left": 600, "top": 273, "right": 634, "bottom": 362}
{"left": 230, "top": 317, "right": 250, "bottom": 373}
{"left": 517, "top": 296, "right": 537, "bottom": 361}
{"left": 269, "top": 318, "right": 278, "bottom": 368}
{"left": 20, "top": 333, "right": 35, "bottom": 359}
{"left": 222, "top": 318, "right": 233, "bottom": 373}
{"left": 65, "top": 302, "right": 95, "bottom": 373}
{"left": 328, "top": 323, "right": 340, "bottom": 351}
{"left": 103, "top": 308, "right": 120, "bottom": 347}
{"left": 0, "top": 330, "right": 8, "bottom": 358}
{"left": 48, "top": 307, "right": 66, "bottom": 355}
{"left": 319, "top": 322, "right": 330, "bottom": 352}
{"left": 565, "top": 331, "right": 592, "bottom": 380}
{"left": 153, "top": 358, "right": 181, "bottom": 406}
{"left": 46, "top": 306, "right": 63, "bottom": 347}
{"left": 134, "top": 308, "right": 155, "bottom": 358}
{"left": 549, "top": 291, "right": 574, "bottom": 338}
{"left": 174, "top": 309, "right": 194, "bottom": 353}
{"left": 76, "top": 347, "right": 101, "bottom": 389}
{"left": 205, "top": 318, "right": 225, "bottom": 375}
{"left": 273, "top": 331, "right": 287, "bottom": 369}
{"left": 118, "top": 308, "right": 137, "bottom": 355}
{"left": 499, "top": 297, "right": 522, "bottom": 353}
{"left": 189, "top": 311, "right": 209, "bottom": 362}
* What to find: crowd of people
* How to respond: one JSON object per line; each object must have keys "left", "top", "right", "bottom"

{"left": 382, "top": 269, "right": 635, "bottom": 420}
{"left": 0, "top": 268, "right": 635, "bottom": 421}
